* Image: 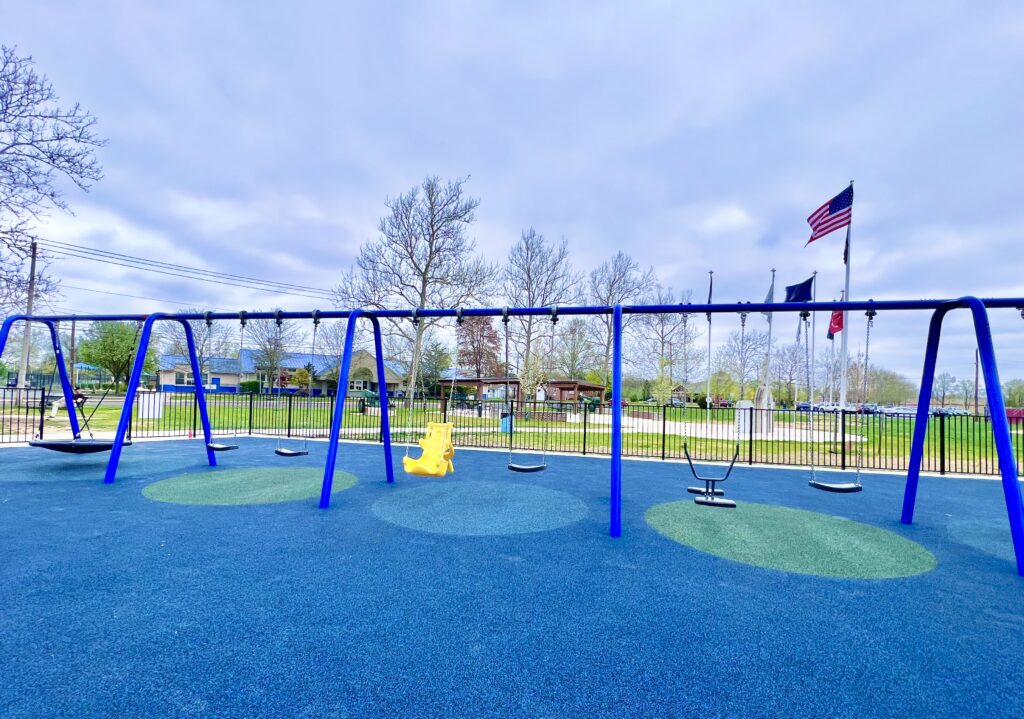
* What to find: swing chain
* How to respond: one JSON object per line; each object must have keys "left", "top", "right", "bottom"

{"left": 855, "top": 306, "right": 877, "bottom": 479}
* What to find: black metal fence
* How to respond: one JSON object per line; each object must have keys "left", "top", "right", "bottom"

{"left": 12, "top": 390, "right": 1024, "bottom": 477}
{"left": 0, "top": 388, "right": 45, "bottom": 443}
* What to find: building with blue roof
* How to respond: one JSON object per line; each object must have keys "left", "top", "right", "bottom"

{"left": 157, "top": 349, "right": 407, "bottom": 396}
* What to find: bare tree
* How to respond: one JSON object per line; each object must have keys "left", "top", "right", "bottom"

{"left": 457, "top": 316, "right": 502, "bottom": 379}
{"left": 245, "top": 311, "right": 304, "bottom": 391}
{"left": 771, "top": 342, "right": 805, "bottom": 405}
{"left": 957, "top": 377, "right": 974, "bottom": 408}
{"left": 333, "top": 176, "right": 497, "bottom": 401}
{"left": 587, "top": 251, "right": 656, "bottom": 385}
{"left": 933, "top": 372, "right": 956, "bottom": 407}
{"left": 159, "top": 308, "right": 235, "bottom": 382}
{"left": 1, "top": 46, "right": 105, "bottom": 263}
{"left": 640, "top": 286, "right": 696, "bottom": 381}
{"left": 0, "top": 255, "right": 59, "bottom": 315}
{"left": 715, "top": 327, "right": 770, "bottom": 400}
{"left": 554, "top": 317, "right": 596, "bottom": 380}
{"left": 503, "top": 228, "right": 583, "bottom": 369}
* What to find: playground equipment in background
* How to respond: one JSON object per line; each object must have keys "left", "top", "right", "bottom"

{"left": 684, "top": 442, "right": 739, "bottom": 508}
{"left": 402, "top": 422, "right": 455, "bottom": 477}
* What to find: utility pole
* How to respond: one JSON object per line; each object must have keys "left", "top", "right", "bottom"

{"left": 17, "top": 241, "right": 38, "bottom": 397}
{"left": 70, "top": 319, "right": 78, "bottom": 386}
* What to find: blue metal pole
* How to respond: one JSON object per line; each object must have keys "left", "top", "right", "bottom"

{"left": 320, "top": 310, "right": 363, "bottom": 508}
{"left": 901, "top": 305, "right": 949, "bottom": 523}
{"left": 181, "top": 320, "right": 216, "bottom": 467}
{"left": 0, "top": 316, "right": 20, "bottom": 364}
{"left": 104, "top": 315, "right": 161, "bottom": 484}
{"left": 44, "top": 321, "right": 81, "bottom": 439}
{"left": 963, "top": 297, "right": 1024, "bottom": 575}
{"left": 369, "top": 316, "right": 395, "bottom": 484}
{"left": 12, "top": 296, "right": 1024, "bottom": 326}
{"left": 610, "top": 304, "right": 623, "bottom": 537}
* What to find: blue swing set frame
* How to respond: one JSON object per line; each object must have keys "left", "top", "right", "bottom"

{"left": 3, "top": 296, "right": 1023, "bottom": 576}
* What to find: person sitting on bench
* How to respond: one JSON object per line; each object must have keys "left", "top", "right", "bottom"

{"left": 72, "top": 386, "right": 88, "bottom": 412}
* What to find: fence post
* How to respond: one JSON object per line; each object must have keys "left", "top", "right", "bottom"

{"left": 661, "top": 404, "right": 667, "bottom": 460}
{"left": 840, "top": 409, "right": 847, "bottom": 470}
{"left": 939, "top": 412, "right": 947, "bottom": 475}
{"left": 37, "top": 389, "right": 45, "bottom": 440}
{"left": 442, "top": 396, "right": 448, "bottom": 423}
{"left": 286, "top": 393, "right": 293, "bottom": 438}
{"left": 582, "top": 405, "right": 588, "bottom": 455}
{"left": 192, "top": 392, "right": 198, "bottom": 438}
{"left": 248, "top": 393, "right": 254, "bottom": 435}
{"left": 748, "top": 407, "right": 754, "bottom": 465}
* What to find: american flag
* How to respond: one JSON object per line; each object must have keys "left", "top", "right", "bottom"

{"left": 806, "top": 185, "right": 853, "bottom": 244}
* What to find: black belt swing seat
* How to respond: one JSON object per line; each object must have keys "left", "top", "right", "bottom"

{"left": 29, "top": 438, "right": 130, "bottom": 454}
{"left": 684, "top": 442, "right": 739, "bottom": 508}
{"left": 808, "top": 479, "right": 862, "bottom": 493}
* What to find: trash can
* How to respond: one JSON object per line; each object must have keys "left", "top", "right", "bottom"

{"left": 476, "top": 402, "right": 483, "bottom": 418}
{"left": 500, "top": 411, "right": 513, "bottom": 433}
{"left": 358, "top": 398, "right": 366, "bottom": 414}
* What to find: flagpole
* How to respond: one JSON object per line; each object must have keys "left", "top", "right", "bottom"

{"left": 811, "top": 270, "right": 817, "bottom": 406}
{"left": 705, "top": 270, "right": 713, "bottom": 431}
{"left": 762, "top": 268, "right": 775, "bottom": 388}
{"left": 839, "top": 180, "right": 853, "bottom": 411}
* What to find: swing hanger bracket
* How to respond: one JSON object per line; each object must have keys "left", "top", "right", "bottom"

{"left": 411, "top": 308, "right": 419, "bottom": 326}
{"left": 455, "top": 307, "right": 464, "bottom": 325}
{"left": 550, "top": 306, "right": 559, "bottom": 324}
{"left": 501, "top": 307, "right": 510, "bottom": 325}
{"left": 204, "top": 311, "right": 213, "bottom": 328}
{"left": 238, "top": 310, "right": 248, "bottom": 327}
{"left": 274, "top": 310, "right": 284, "bottom": 327}
{"left": 311, "top": 309, "right": 321, "bottom": 325}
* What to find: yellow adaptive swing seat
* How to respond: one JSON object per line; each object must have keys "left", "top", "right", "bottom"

{"left": 402, "top": 422, "right": 455, "bottom": 477}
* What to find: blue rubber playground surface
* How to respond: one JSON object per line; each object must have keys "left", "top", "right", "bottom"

{"left": 2, "top": 438, "right": 1024, "bottom": 718}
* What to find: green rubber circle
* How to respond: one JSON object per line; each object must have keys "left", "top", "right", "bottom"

{"left": 371, "top": 480, "right": 588, "bottom": 536}
{"left": 645, "top": 500, "right": 936, "bottom": 579}
{"left": 143, "top": 467, "right": 356, "bottom": 506}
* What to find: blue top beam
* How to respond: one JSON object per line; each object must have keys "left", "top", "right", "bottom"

{"left": 6, "top": 297, "right": 1024, "bottom": 325}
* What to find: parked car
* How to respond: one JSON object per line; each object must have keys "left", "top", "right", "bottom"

{"left": 885, "top": 406, "right": 917, "bottom": 417}
{"left": 796, "top": 401, "right": 812, "bottom": 411}
{"left": 669, "top": 397, "right": 686, "bottom": 408}
{"left": 934, "top": 406, "right": 970, "bottom": 416}
{"left": 859, "top": 403, "right": 882, "bottom": 414}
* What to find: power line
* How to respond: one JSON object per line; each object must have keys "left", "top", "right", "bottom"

{"left": 60, "top": 284, "right": 228, "bottom": 310}
{"left": 48, "top": 248, "right": 335, "bottom": 301}
{"left": 33, "top": 240, "right": 337, "bottom": 302}
{"left": 36, "top": 238, "right": 336, "bottom": 296}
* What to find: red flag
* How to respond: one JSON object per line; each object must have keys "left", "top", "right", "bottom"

{"left": 827, "top": 310, "right": 843, "bottom": 340}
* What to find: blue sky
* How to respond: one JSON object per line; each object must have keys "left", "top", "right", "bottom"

{"left": 4, "top": 1, "right": 1024, "bottom": 381}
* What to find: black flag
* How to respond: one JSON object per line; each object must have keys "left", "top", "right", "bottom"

{"left": 706, "top": 271, "right": 713, "bottom": 322}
